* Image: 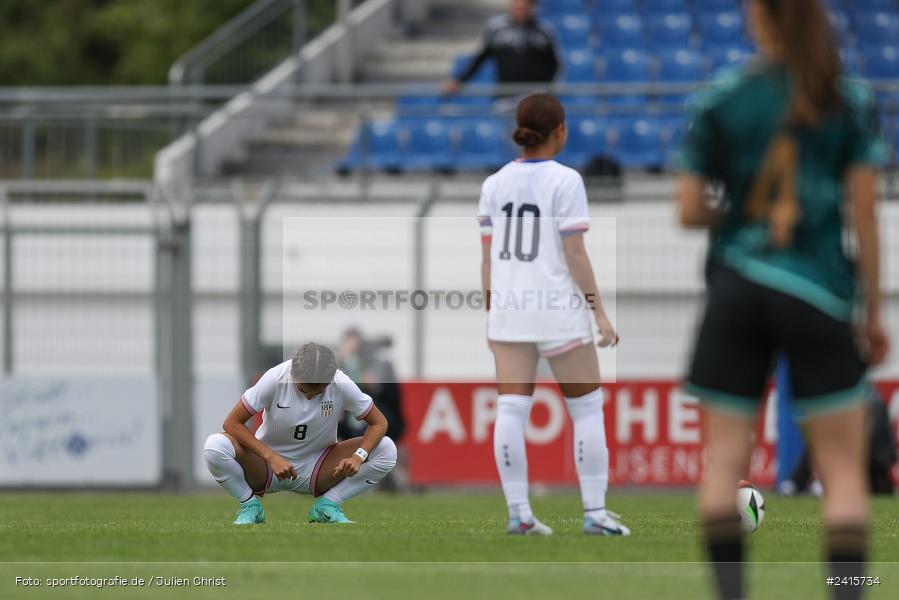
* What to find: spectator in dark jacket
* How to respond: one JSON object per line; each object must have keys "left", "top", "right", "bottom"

{"left": 443, "top": 0, "right": 561, "bottom": 95}
{"left": 336, "top": 328, "right": 410, "bottom": 491}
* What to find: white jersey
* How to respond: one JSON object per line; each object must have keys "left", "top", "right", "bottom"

{"left": 241, "top": 362, "right": 374, "bottom": 461}
{"left": 478, "top": 159, "right": 593, "bottom": 342}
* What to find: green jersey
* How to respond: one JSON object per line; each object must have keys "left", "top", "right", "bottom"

{"left": 678, "top": 62, "right": 887, "bottom": 321}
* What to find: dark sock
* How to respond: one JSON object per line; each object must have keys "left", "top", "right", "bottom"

{"left": 826, "top": 523, "right": 867, "bottom": 600}
{"left": 703, "top": 513, "right": 745, "bottom": 600}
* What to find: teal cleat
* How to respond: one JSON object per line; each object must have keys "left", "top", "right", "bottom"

{"left": 506, "top": 517, "right": 554, "bottom": 536}
{"left": 234, "top": 497, "right": 265, "bottom": 525}
{"left": 308, "top": 497, "right": 354, "bottom": 524}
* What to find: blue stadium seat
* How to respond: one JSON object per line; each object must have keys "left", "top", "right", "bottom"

{"left": 339, "top": 120, "right": 402, "bottom": 173}
{"left": 656, "top": 49, "right": 704, "bottom": 107}
{"left": 705, "top": 44, "right": 754, "bottom": 72}
{"left": 602, "top": 47, "right": 651, "bottom": 81}
{"left": 698, "top": 11, "right": 745, "bottom": 45}
{"left": 693, "top": 0, "right": 737, "bottom": 11}
{"left": 597, "top": 14, "right": 644, "bottom": 49}
{"left": 601, "top": 48, "right": 651, "bottom": 107}
{"left": 644, "top": 0, "right": 687, "bottom": 12}
{"left": 851, "top": 0, "right": 896, "bottom": 11}
{"left": 609, "top": 118, "right": 664, "bottom": 169}
{"left": 402, "top": 120, "right": 453, "bottom": 172}
{"left": 450, "top": 119, "right": 513, "bottom": 172}
{"left": 539, "top": 0, "right": 587, "bottom": 17}
{"left": 396, "top": 93, "right": 443, "bottom": 122}
{"left": 854, "top": 12, "right": 899, "bottom": 45}
{"left": 564, "top": 49, "right": 598, "bottom": 81}
{"left": 593, "top": 0, "right": 637, "bottom": 15}
{"left": 556, "top": 15, "right": 593, "bottom": 49}
{"left": 646, "top": 13, "right": 693, "bottom": 50}
{"left": 827, "top": 11, "right": 851, "bottom": 45}
{"left": 451, "top": 54, "right": 496, "bottom": 84}
{"left": 841, "top": 47, "right": 864, "bottom": 75}
{"left": 560, "top": 94, "right": 600, "bottom": 119}
{"left": 558, "top": 118, "right": 607, "bottom": 169}
{"left": 862, "top": 45, "right": 899, "bottom": 81}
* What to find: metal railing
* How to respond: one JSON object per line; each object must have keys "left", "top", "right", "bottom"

{"left": 0, "top": 80, "right": 896, "bottom": 181}
{"left": 0, "top": 179, "right": 195, "bottom": 488}
{"left": 168, "top": 0, "right": 343, "bottom": 86}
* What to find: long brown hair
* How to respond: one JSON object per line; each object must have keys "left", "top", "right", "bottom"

{"left": 513, "top": 93, "right": 565, "bottom": 148}
{"left": 760, "top": 0, "right": 842, "bottom": 125}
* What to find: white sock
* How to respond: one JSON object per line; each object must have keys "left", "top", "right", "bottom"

{"left": 203, "top": 433, "right": 254, "bottom": 503}
{"left": 566, "top": 388, "right": 609, "bottom": 519}
{"left": 323, "top": 437, "right": 397, "bottom": 505}
{"left": 493, "top": 394, "right": 534, "bottom": 523}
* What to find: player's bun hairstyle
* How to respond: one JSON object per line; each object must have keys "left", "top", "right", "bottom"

{"left": 512, "top": 93, "right": 565, "bottom": 148}
{"left": 760, "top": 0, "right": 842, "bottom": 125}
{"left": 291, "top": 342, "right": 338, "bottom": 386}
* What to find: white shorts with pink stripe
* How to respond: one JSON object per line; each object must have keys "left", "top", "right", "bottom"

{"left": 536, "top": 336, "right": 594, "bottom": 358}
{"left": 262, "top": 443, "right": 337, "bottom": 498}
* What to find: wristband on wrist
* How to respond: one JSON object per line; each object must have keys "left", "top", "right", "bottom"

{"left": 354, "top": 448, "right": 369, "bottom": 462}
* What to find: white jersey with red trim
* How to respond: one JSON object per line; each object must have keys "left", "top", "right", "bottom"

{"left": 241, "top": 362, "right": 374, "bottom": 461}
{"left": 478, "top": 159, "right": 593, "bottom": 342}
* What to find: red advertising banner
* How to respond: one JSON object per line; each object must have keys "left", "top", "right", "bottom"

{"left": 401, "top": 380, "right": 899, "bottom": 487}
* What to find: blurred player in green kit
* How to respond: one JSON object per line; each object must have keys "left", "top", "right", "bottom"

{"left": 676, "top": 1, "right": 890, "bottom": 599}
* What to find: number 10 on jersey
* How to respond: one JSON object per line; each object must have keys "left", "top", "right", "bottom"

{"left": 498, "top": 202, "right": 541, "bottom": 262}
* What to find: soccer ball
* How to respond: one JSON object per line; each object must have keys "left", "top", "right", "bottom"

{"left": 736, "top": 480, "right": 765, "bottom": 534}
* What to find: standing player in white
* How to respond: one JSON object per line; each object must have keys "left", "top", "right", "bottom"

{"left": 479, "top": 93, "right": 629, "bottom": 536}
{"left": 203, "top": 342, "right": 397, "bottom": 525}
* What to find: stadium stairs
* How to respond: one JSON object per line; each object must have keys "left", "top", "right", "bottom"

{"left": 223, "top": 0, "right": 499, "bottom": 177}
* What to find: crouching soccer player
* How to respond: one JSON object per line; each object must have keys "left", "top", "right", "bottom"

{"left": 203, "top": 342, "right": 397, "bottom": 525}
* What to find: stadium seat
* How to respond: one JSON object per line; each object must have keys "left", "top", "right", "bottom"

{"left": 854, "top": 12, "right": 899, "bottom": 45}
{"left": 827, "top": 11, "right": 851, "bottom": 45}
{"left": 564, "top": 49, "right": 598, "bottom": 81}
{"left": 600, "top": 48, "right": 651, "bottom": 107}
{"left": 644, "top": 0, "right": 687, "bottom": 12}
{"left": 402, "top": 120, "right": 453, "bottom": 172}
{"left": 705, "top": 44, "right": 754, "bottom": 72}
{"left": 451, "top": 54, "right": 496, "bottom": 84}
{"left": 339, "top": 120, "right": 402, "bottom": 173}
{"left": 593, "top": 0, "right": 637, "bottom": 15}
{"left": 655, "top": 49, "right": 704, "bottom": 107}
{"left": 646, "top": 13, "right": 693, "bottom": 51}
{"left": 597, "top": 14, "right": 645, "bottom": 49}
{"left": 560, "top": 94, "right": 600, "bottom": 119}
{"left": 862, "top": 45, "right": 899, "bottom": 81}
{"left": 698, "top": 12, "right": 746, "bottom": 45}
{"left": 851, "top": 0, "right": 896, "bottom": 11}
{"left": 693, "top": 0, "right": 737, "bottom": 11}
{"left": 556, "top": 15, "right": 593, "bottom": 50}
{"left": 557, "top": 118, "right": 607, "bottom": 169}
{"left": 602, "top": 47, "right": 651, "bottom": 81}
{"left": 841, "top": 47, "right": 864, "bottom": 75}
{"left": 539, "top": 0, "right": 586, "bottom": 17}
{"left": 609, "top": 118, "right": 664, "bottom": 169}
{"left": 396, "top": 93, "right": 443, "bottom": 122}
{"left": 450, "top": 119, "right": 513, "bottom": 172}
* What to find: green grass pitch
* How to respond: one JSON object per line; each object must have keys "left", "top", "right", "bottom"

{"left": 1, "top": 492, "right": 897, "bottom": 599}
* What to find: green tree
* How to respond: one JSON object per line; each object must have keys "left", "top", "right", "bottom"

{"left": 0, "top": 0, "right": 255, "bottom": 85}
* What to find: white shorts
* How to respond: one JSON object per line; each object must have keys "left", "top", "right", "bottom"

{"left": 489, "top": 336, "right": 594, "bottom": 358}
{"left": 257, "top": 443, "right": 337, "bottom": 498}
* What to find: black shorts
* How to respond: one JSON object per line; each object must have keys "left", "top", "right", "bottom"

{"left": 686, "top": 263, "right": 868, "bottom": 420}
